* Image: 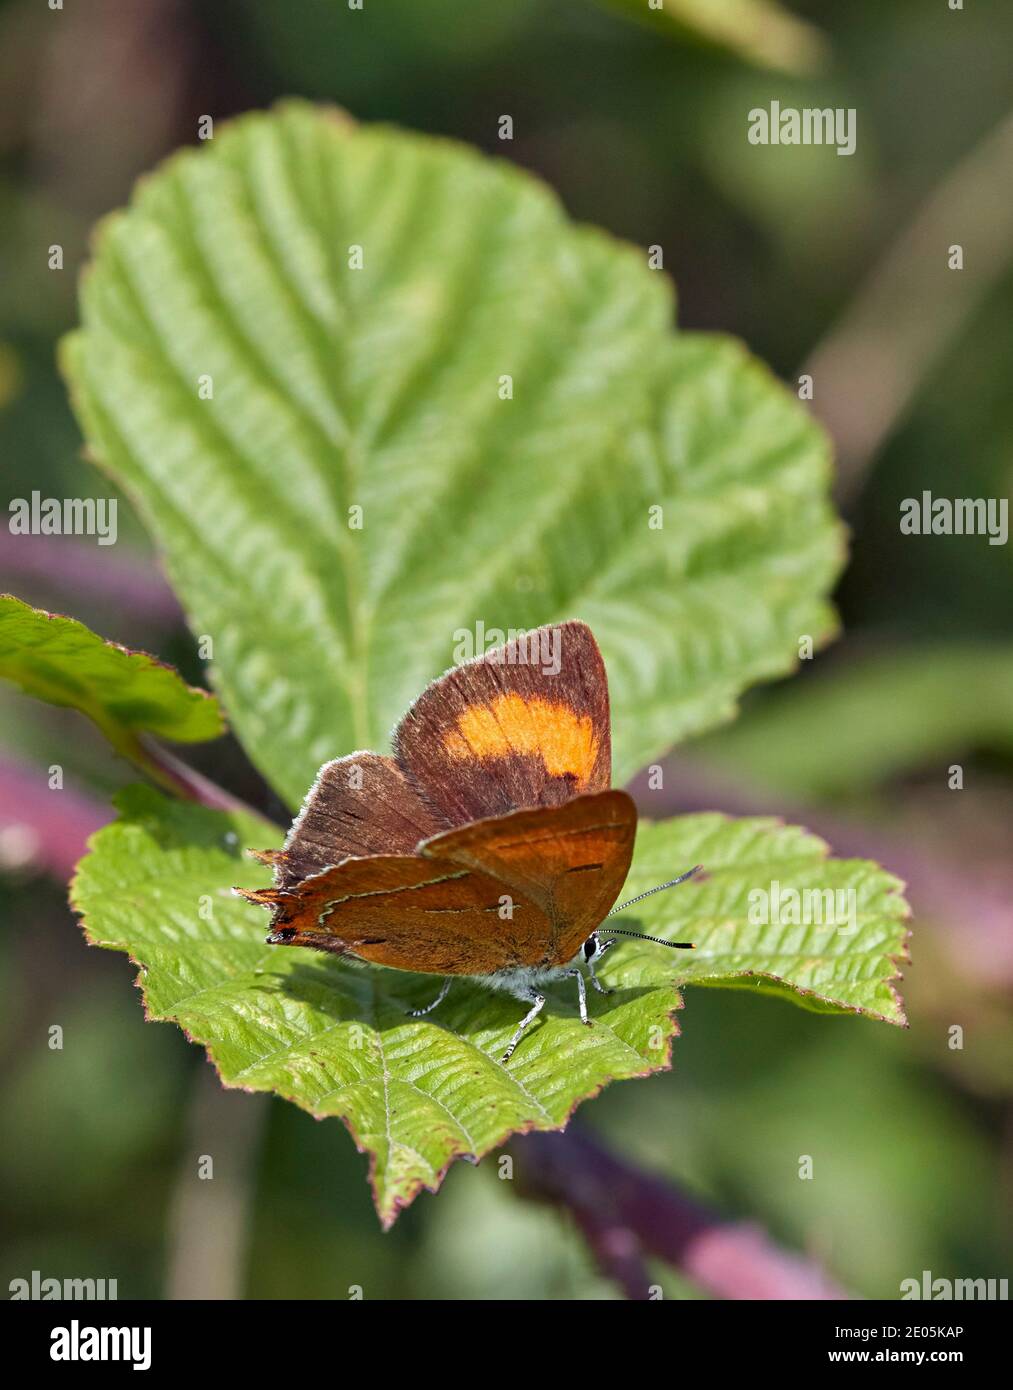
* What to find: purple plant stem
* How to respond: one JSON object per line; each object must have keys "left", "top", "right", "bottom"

{"left": 518, "top": 1128, "right": 848, "bottom": 1300}
{"left": 0, "top": 742, "right": 265, "bottom": 883}
{"left": 131, "top": 735, "right": 261, "bottom": 818}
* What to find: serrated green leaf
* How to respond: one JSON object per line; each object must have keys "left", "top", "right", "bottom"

{"left": 626, "top": 814, "right": 909, "bottom": 1024}
{"left": 61, "top": 101, "right": 841, "bottom": 809}
{"left": 71, "top": 787, "right": 908, "bottom": 1226}
{"left": 0, "top": 594, "right": 223, "bottom": 750}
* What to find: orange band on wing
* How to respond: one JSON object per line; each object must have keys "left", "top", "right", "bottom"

{"left": 442, "top": 693, "right": 599, "bottom": 782}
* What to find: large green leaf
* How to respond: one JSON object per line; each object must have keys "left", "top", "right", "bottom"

{"left": 62, "top": 102, "right": 841, "bottom": 809}
{"left": 72, "top": 787, "right": 908, "bottom": 1226}
{"left": 0, "top": 593, "right": 223, "bottom": 749}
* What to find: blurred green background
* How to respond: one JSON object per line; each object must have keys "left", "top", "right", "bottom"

{"left": 1, "top": 0, "right": 1011, "bottom": 1299}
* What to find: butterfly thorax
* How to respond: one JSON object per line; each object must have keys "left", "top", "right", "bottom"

{"left": 471, "top": 957, "right": 584, "bottom": 1002}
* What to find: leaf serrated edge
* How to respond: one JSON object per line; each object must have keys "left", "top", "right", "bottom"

{"left": 363, "top": 991, "right": 685, "bottom": 1230}
{"left": 636, "top": 811, "right": 913, "bottom": 1026}
{"left": 68, "top": 796, "right": 913, "bottom": 1224}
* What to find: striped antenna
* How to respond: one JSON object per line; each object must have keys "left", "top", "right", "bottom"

{"left": 603, "top": 864, "right": 702, "bottom": 950}
{"left": 606, "top": 864, "right": 702, "bottom": 917}
{"left": 606, "top": 928, "right": 695, "bottom": 950}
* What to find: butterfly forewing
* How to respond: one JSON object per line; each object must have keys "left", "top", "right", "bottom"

{"left": 393, "top": 620, "right": 611, "bottom": 825}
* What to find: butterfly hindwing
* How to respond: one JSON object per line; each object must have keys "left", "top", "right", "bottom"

{"left": 246, "top": 854, "right": 552, "bottom": 975}
{"left": 267, "top": 753, "right": 449, "bottom": 890}
{"left": 393, "top": 620, "right": 611, "bottom": 826}
{"left": 420, "top": 790, "right": 636, "bottom": 965}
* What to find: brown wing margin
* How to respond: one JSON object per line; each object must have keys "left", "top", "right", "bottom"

{"left": 418, "top": 790, "right": 637, "bottom": 965}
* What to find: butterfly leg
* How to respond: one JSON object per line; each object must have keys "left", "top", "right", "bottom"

{"left": 407, "top": 977, "right": 451, "bottom": 1017}
{"left": 501, "top": 991, "right": 546, "bottom": 1063}
{"left": 564, "top": 968, "right": 591, "bottom": 1025}
{"left": 587, "top": 956, "right": 613, "bottom": 996}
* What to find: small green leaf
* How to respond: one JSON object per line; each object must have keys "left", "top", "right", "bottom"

{"left": 62, "top": 102, "right": 841, "bottom": 809}
{"left": 0, "top": 594, "right": 224, "bottom": 751}
{"left": 72, "top": 788, "right": 908, "bottom": 1226}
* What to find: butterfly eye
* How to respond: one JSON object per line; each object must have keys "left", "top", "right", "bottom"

{"left": 582, "top": 935, "right": 598, "bottom": 962}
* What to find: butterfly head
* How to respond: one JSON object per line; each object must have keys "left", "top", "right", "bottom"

{"left": 582, "top": 932, "right": 619, "bottom": 966}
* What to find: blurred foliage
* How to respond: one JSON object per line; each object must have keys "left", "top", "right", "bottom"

{"left": 594, "top": 0, "right": 828, "bottom": 74}
{"left": 696, "top": 644, "right": 1013, "bottom": 799}
{"left": 1, "top": 0, "right": 1011, "bottom": 1299}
